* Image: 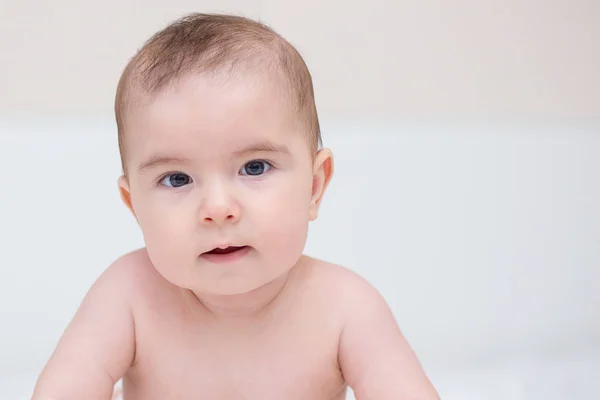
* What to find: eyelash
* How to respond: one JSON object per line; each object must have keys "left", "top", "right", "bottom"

{"left": 155, "top": 160, "right": 276, "bottom": 186}
{"left": 156, "top": 171, "right": 187, "bottom": 187}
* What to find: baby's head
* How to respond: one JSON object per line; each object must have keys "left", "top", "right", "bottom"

{"left": 115, "top": 13, "right": 333, "bottom": 296}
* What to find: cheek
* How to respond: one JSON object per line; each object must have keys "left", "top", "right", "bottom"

{"left": 133, "top": 198, "right": 195, "bottom": 283}
{"left": 138, "top": 204, "right": 184, "bottom": 244}
{"left": 253, "top": 173, "right": 312, "bottom": 256}
{"left": 134, "top": 189, "right": 195, "bottom": 234}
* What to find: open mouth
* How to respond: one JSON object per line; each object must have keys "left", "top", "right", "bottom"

{"left": 204, "top": 246, "right": 248, "bottom": 255}
{"left": 200, "top": 245, "right": 251, "bottom": 263}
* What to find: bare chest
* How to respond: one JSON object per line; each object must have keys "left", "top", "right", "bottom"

{"left": 124, "top": 298, "right": 346, "bottom": 399}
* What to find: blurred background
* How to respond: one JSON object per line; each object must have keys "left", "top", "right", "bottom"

{"left": 0, "top": 1, "right": 599, "bottom": 399}
{"left": 1, "top": 0, "right": 599, "bottom": 119}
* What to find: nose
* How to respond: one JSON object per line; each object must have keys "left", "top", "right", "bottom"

{"left": 198, "top": 180, "right": 240, "bottom": 225}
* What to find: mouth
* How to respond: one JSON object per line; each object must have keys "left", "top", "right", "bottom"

{"left": 204, "top": 246, "right": 248, "bottom": 255}
{"left": 200, "top": 245, "right": 251, "bottom": 263}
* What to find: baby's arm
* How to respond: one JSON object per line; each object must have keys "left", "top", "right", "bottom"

{"left": 32, "top": 257, "right": 136, "bottom": 400}
{"left": 337, "top": 274, "right": 439, "bottom": 400}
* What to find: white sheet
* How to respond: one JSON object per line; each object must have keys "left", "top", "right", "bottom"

{"left": 5, "top": 349, "right": 600, "bottom": 400}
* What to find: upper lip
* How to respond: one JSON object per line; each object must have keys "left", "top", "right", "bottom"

{"left": 218, "top": 244, "right": 247, "bottom": 249}
{"left": 203, "top": 244, "right": 246, "bottom": 252}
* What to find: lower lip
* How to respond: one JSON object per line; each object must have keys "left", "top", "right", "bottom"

{"left": 200, "top": 246, "right": 251, "bottom": 264}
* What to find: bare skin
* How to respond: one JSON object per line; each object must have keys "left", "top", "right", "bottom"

{"left": 33, "top": 249, "right": 438, "bottom": 400}
{"left": 33, "top": 72, "right": 439, "bottom": 399}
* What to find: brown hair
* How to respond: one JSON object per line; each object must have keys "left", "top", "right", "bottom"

{"left": 114, "top": 12, "right": 321, "bottom": 175}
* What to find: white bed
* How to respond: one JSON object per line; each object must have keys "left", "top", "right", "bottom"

{"left": 4, "top": 347, "right": 600, "bottom": 399}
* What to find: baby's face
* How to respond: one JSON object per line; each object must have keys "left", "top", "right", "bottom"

{"left": 119, "top": 73, "right": 331, "bottom": 296}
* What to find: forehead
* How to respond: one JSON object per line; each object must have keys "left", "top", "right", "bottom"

{"left": 123, "top": 73, "right": 303, "bottom": 164}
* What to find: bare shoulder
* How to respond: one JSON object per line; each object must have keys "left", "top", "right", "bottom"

{"left": 303, "top": 257, "right": 386, "bottom": 313}
{"left": 298, "top": 257, "right": 393, "bottom": 331}
{"left": 305, "top": 257, "right": 440, "bottom": 399}
{"left": 101, "top": 247, "right": 157, "bottom": 287}
{"left": 32, "top": 248, "right": 156, "bottom": 399}
{"left": 99, "top": 247, "right": 171, "bottom": 302}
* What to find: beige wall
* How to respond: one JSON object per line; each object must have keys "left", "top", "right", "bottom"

{"left": 0, "top": 0, "right": 598, "bottom": 119}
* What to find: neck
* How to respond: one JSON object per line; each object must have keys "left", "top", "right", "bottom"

{"left": 188, "top": 257, "right": 307, "bottom": 319}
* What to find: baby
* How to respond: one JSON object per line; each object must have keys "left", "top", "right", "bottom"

{"left": 32, "top": 13, "right": 439, "bottom": 400}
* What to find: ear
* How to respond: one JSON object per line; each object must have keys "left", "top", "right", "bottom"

{"left": 118, "top": 175, "right": 136, "bottom": 218}
{"left": 309, "top": 148, "right": 334, "bottom": 221}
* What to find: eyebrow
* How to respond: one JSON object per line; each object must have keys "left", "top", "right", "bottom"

{"left": 232, "top": 141, "right": 291, "bottom": 157}
{"left": 137, "top": 141, "right": 290, "bottom": 172}
{"left": 137, "top": 155, "right": 189, "bottom": 172}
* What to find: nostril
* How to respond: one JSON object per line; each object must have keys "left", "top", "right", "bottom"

{"left": 202, "top": 215, "right": 234, "bottom": 223}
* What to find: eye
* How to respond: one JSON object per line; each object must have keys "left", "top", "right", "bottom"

{"left": 160, "top": 172, "right": 192, "bottom": 188}
{"left": 240, "top": 160, "right": 272, "bottom": 176}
